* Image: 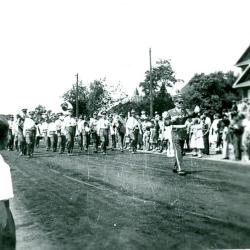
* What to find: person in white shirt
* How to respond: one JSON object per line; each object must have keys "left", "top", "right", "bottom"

{"left": 110, "top": 114, "right": 117, "bottom": 151}
{"left": 7, "top": 115, "right": 14, "bottom": 151}
{"left": 76, "top": 115, "right": 85, "bottom": 151}
{"left": 0, "top": 116, "right": 16, "bottom": 249}
{"left": 63, "top": 109, "right": 77, "bottom": 155}
{"left": 126, "top": 109, "right": 139, "bottom": 153}
{"left": 89, "top": 112, "right": 99, "bottom": 153}
{"left": 57, "top": 115, "right": 66, "bottom": 154}
{"left": 47, "top": 116, "right": 58, "bottom": 152}
{"left": 97, "top": 111, "right": 110, "bottom": 154}
{"left": 114, "top": 113, "right": 126, "bottom": 152}
{"left": 41, "top": 117, "right": 50, "bottom": 151}
{"left": 23, "top": 111, "right": 36, "bottom": 157}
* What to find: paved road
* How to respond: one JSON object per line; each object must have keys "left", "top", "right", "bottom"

{"left": 2, "top": 147, "right": 250, "bottom": 250}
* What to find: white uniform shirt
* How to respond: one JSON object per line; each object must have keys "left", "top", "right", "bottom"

{"left": 41, "top": 122, "right": 49, "bottom": 136}
{"left": 55, "top": 119, "right": 62, "bottom": 131}
{"left": 48, "top": 122, "right": 57, "bottom": 134}
{"left": 23, "top": 117, "right": 35, "bottom": 135}
{"left": 97, "top": 118, "right": 109, "bottom": 135}
{"left": 126, "top": 116, "right": 139, "bottom": 134}
{"left": 0, "top": 154, "right": 14, "bottom": 201}
{"left": 63, "top": 116, "right": 77, "bottom": 127}
{"left": 77, "top": 119, "right": 85, "bottom": 134}
{"left": 89, "top": 118, "right": 98, "bottom": 132}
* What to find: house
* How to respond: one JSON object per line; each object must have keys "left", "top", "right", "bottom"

{"left": 233, "top": 45, "right": 250, "bottom": 101}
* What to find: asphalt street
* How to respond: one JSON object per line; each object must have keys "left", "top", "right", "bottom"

{"left": 2, "top": 147, "right": 250, "bottom": 250}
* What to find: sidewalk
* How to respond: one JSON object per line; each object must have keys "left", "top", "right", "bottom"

{"left": 134, "top": 148, "right": 250, "bottom": 166}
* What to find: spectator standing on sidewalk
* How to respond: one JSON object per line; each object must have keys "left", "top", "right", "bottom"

{"left": 203, "top": 111, "right": 211, "bottom": 155}
{"left": 230, "top": 112, "right": 244, "bottom": 161}
{"left": 0, "top": 116, "right": 16, "bottom": 250}
{"left": 190, "top": 117, "right": 204, "bottom": 158}
{"left": 221, "top": 117, "right": 231, "bottom": 160}
{"left": 209, "top": 113, "right": 220, "bottom": 152}
{"left": 242, "top": 108, "right": 250, "bottom": 160}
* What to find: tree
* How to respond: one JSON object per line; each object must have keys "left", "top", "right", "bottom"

{"left": 140, "top": 59, "right": 180, "bottom": 96}
{"left": 154, "top": 83, "right": 174, "bottom": 114}
{"left": 182, "top": 71, "right": 240, "bottom": 115}
{"left": 86, "top": 79, "right": 111, "bottom": 115}
{"left": 62, "top": 82, "right": 88, "bottom": 116}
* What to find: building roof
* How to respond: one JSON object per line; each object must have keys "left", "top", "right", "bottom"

{"left": 235, "top": 45, "right": 250, "bottom": 67}
{"left": 233, "top": 63, "right": 250, "bottom": 89}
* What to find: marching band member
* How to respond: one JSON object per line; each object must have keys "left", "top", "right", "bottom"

{"left": 23, "top": 111, "right": 36, "bottom": 157}
{"left": 97, "top": 111, "right": 110, "bottom": 154}
{"left": 63, "top": 108, "right": 77, "bottom": 155}
{"left": 89, "top": 112, "right": 99, "bottom": 153}
{"left": 164, "top": 94, "right": 188, "bottom": 175}
{"left": 126, "top": 109, "right": 139, "bottom": 154}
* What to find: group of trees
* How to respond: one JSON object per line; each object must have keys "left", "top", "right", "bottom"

{"left": 61, "top": 60, "right": 240, "bottom": 118}
{"left": 182, "top": 71, "right": 240, "bottom": 115}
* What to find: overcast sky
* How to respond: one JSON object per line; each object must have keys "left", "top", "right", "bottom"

{"left": 0, "top": 0, "right": 249, "bottom": 114}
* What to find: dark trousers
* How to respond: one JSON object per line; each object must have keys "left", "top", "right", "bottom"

{"left": 58, "top": 135, "right": 66, "bottom": 153}
{"left": 66, "top": 127, "right": 76, "bottom": 153}
{"left": 91, "top": 132, "right": 98, "bottom": 152}
{"left": 111, "top": 134, "right": 116, "bottom": 149}
{"left": 130, "top": 129, "right": 139, "bottom": 152}
{"left": 233, "top": 134, "right": 242, "bottom": 160}
{"left": 172, "top": 132, "right": 185, "bottom": 170}
{"left": 100, "top": 129, "right": 109, "bottom": 153}
{"left": 49, "top": 134, "right": 58, "bottom": 152}
{"left": 25, "top": 130, "right": 36, "bottom": 156}
{"left": 117, "top": 132, "right": 125, "bottom": 150}
{"left": 203, "top": 134, "right": 209, "bottom": 155}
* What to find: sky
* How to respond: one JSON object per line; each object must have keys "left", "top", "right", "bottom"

{"left": 0, "top": 0, "right": 249, "bottom": 114}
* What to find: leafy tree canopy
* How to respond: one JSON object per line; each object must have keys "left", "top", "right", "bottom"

{"left": 139, "top": 59, "right": 180, "bottom": 96}
{"left": 182, "top": 71, "right": 240, "bottom": 115}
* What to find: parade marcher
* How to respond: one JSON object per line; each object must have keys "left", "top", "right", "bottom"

{"left": 76, "top": 115, "right": 84, "bottom": 151}
{"left": 97, "top": 111, "right": 110, "bottom": 154}
{"left": 57, "top": 115, "right": 66, "bottom": 154}
{"left": 41, "top": 116, "right": 50, "bottom": 151}
{"left": 136, "top": 115, "right": 143, "bottom": 150}
{"left": 110, "top": 114, "right": 117, "bottom": 151}
{"left": 63, "top": 109, "right": 77, "bottom": 155}
{"left": 165, "top": 94, "right": 188, "bottom": 175}
{"left": 12, "top": 115, "right": 19, "bottom": 152}
{"left": 7, "top": 115, "right": 14, "bottom": 151}
{"left": 0, "top": 116, "right": 16, "bottom": 250}
{"left": 16, "top": 113, "right": 26, "bottom": 156}
{"left": 35, "top": 119, "right": 42, "bottom": 148}
{"left": 126, "top": 109, "right": 139, "bottom": 154}
{"left": 89, "top": 112, "right": 99, "bottom": 153}
{"left": 82, "top": 121, "right": 91, "bottom": 152}
{"left": 23, "top": 111, "right": 36, "bottom": 157}
{"left": 47, "top": 116, "right": 58, "bottom": 152}
{"left": 115, "top": 113, "right": 126, "bottom": 152}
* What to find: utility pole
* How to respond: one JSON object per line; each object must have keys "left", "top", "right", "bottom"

{"left": 76, "top": 73, "right": 79, "bottom": 118}
{"left": 149, "top": 48, "right": 153, "bottom": 118}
